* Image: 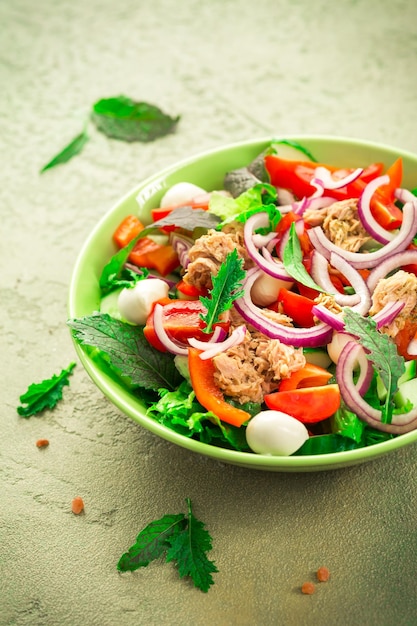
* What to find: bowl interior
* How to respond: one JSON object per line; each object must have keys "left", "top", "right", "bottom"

{"left": 68, "top": 135, "right": 417, "bottom": 471}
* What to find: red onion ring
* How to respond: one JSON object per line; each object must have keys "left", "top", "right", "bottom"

{"left": 337, "top": 341, "right": 417, "bottom": 434}
{"left": 234, "top": 268, "right": 333, "bottom": 347}
{"left": 309, "top": 251, "right": 361, "bottom": 307}
{"left": 313, "top": 166, "right": 364, "bottom": 190}
{"left": 312, "top": 304, "right": 345, "bottom": 331}
{"left": 244, "top": 212, "right": 293, "bottom": 281}
{"left": 371, "top": 300, "right": 405, "bottom": 329}
{"left": 366, "top": 249, "right": 417, "bottom": 292}
{"left": 153, "top": 304, "right": 189, "bottom": 356}
{"left": 188, "top": 325, "right": 247, "bottom": 360}
{"left": 395, "top": 187, "right": 417, "bottom": 204}
{"left": 307, "top": 200, "right": 417, "bottom": 269}
{"left": 357, "top": 175, "right": 395, "bottom": 244}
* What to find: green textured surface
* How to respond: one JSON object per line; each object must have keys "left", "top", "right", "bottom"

{"left": 2, "top": 0, "right": 417, "bottom": 625}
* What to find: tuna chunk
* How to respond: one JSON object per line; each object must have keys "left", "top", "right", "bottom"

{"left": 213, "top": 321, "right": 306, "bottom": 404}
{"left": 304, "top": 199, "right": 371, "bottom": 252}
{"left": 369, "top": 270, "right": 417, "bottom": 337}
{"left": 183, "top": 224, "right": 253, "bottom": 291}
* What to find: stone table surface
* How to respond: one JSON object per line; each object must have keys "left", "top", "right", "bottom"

{"left": 2, "top": 1, "right": 417, "bottom": 625}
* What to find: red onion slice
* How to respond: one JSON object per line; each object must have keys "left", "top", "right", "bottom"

{"left": 371, "top": 300, "right": 405, "bottom": 329}
{"left": 234, "top": 268, "right": 333, "bottom": 347}
{"left": 309, "top": 251, "right": 361, "bottom": 307}
{"left": 189, "top": 325, "right": 247, "bottom": 360}
{"left": 337, "top": 341, "right": 417, "bottom": 434}
{"left": 312, "top": 304, "right": 345, "bottom": 331}
{"left": 395, "top": 187, "right": 417, "bottom": 204}
{"left": 367, "top": 249, "right": 417, "bottom": 292}
{"left": 307, "top": 200, "right": 417, "bottom": 269}
{"left": 357, "top": 175, "right": 395, "bottom": 244}
{"left": 313, "top": 166, "right": 364, "bottom": 190}
{"left": 152, "top": 304, "right": 189, "bottom": 356}
{"left": 244, "top": 212, "right": 292, "bottom": 281}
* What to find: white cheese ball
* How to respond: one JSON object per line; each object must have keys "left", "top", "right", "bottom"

{"left": 246, "top": 410, "right": 309, "bottom": 456}
{"left": 251, "top": 272, "right": 294, "bottom": 306}
{"left": 117, "top": 279, "right": 169, "bottom": 325}
{"left": 160, "top": 182, "right": 207, "bottom": 208}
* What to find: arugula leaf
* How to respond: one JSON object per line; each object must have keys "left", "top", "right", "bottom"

{"left": 91, "top": 96, "right": 180, "bottom": 142}
{"left": 17, "top": 363, "right": 76, "bottom": 417}
{"left": 283, "top": 223, "right": 325, "bottom": 292}
{"left": 99, "top": 207, "right": 219, "bottom": 293}
{"left": 117, "top": 498, "right": 217, "bottom": 592}
{"left": 40, "top": 128, "right": 89, "bottom": 173}
{"left": 199, "top": 249, "right": 246, "bottom": 333}
{"left": 67, "top": 314, "right": 182, "bottom": 391}
{"left": 165, "top": 499, "right": 218, "bottom": 592}
{"left": 117, "top": 513, "right": 187, "bottom": 570}
{"left": 343, "top": 308, "right": 405, "bottom": 423}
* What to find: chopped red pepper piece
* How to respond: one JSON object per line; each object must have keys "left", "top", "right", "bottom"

{"left": 188, "top": 348, "right": 250, "bottom": 427}
{"left": 279, "top": 363, "right": 333, "bottom": 391}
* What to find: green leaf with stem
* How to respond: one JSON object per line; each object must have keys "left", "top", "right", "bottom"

{"left": 17, "top": 363, "right": 76, "bottom": 417}
{"left": 283, "top": 223, "right": 325, "bottom": 292}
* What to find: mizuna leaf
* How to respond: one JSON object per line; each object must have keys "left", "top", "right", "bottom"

{"left": 17, "top": 363, "right": 76, "bottom": 417}
{"left": 117, "top": 514, "right": 186, "bottom": 571}
{"left": 165, "top": 498, "right": 218, "bottom": 593}
{"left": 199, "top": 249, "right": 246, "bottom": 333}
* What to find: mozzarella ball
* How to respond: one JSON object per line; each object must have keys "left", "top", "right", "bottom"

{"left": 327, "top": 331, "right": 356, "bottom": 364}
{"left": 251, "top": 272, "right": 294, "bottom": 307}
{"left": 246, "top": 410, "right": 309, "bottom": 456}
{"left": 160, "top": 182, "right": 207, "bottom": 208}
{"left": 118, "top": 279, "right": 169, "bottom": 325}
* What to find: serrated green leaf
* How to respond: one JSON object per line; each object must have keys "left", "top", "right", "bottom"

{"left": 343, "top": 308, "right": 405, "bottom": 423}
{"left": 91, "top": 96, "right": 180, "bottom": 142}
{"left": 200, "top": 249, "right": 246, "bottom": 333}
{"left": 17, "top": 363, "right": 76, "bottom": 417}
{"left": 67, "top": 314, "right": 182, "bottom": 391}
{"left": 117, "top": 513, "right": 186, "bottom": 571}
{"left": 165, "top": 499, "right": 217, "bottom": 592}
{"left": 40, "top": 128, "right": 89, "bottom": 173}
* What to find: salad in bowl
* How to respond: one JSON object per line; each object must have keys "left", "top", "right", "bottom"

{"left": 68, "top": 136, "right": 417, "bottom": 471}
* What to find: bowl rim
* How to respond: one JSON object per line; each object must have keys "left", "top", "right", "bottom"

{"left": 68, "top": 134, "right": 417, "bottom": 471}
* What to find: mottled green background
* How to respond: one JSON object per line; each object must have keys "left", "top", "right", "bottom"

{"left": 2, "top": 0, "right": 417, "bottom": 624}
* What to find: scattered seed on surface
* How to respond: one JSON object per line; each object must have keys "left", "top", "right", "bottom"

{"left": 36, "top": 439, "right": 49, "bottom": 448}
{"left": 316, "top": 566, "right": 330, "bottom": 582}
{"left": 71, "top": 496, "right": 84, "bottom": 515}
{"left": 301, "top": 582, "right": 315, "bottom": 595}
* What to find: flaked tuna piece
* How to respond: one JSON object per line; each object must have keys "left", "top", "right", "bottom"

{"left": 182, "top": 224, "right": 254, "bottom": 291}
{"left": 369, "top": 270, "right": 417, "bottom": 338}
{"left": 213, "top": 322, "right": 305, "bottom": 405}
{"left": 304, "top": 198, "right": 371, "bottom": 252}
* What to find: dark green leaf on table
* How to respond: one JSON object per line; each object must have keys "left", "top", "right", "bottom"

{"left": 117, "top": 498, "right": 217, "bottom": 592}
{"left": 91, "top": 96, "right": 180, "bottom": 142}
{"left": 67, "top": 314, "right": 182, "bottom": 391}
{"left": 40, "top": 129, "right": 89, "bottom": 173}
{"left": 17, "top": 362, "right": 76, "bottom": 417}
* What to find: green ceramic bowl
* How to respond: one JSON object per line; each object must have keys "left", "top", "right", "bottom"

{"left": 68, "top": 135, "right": 417, "bottom": 472}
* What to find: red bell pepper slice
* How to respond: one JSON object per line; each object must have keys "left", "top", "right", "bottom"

{"left": 143, "top": 299, "right": 230, "bottom": 352}
{"left": 279, "top": 363, "right": 333, "bottom": 391}
{"left": 264, "top": 384, "right": 341, "bottom": 423}
{"left": 277, "top": 288, "right": 316, "bottom": 328}
{"left": 188, "top": 348, "right": 250, "bottom": 427}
